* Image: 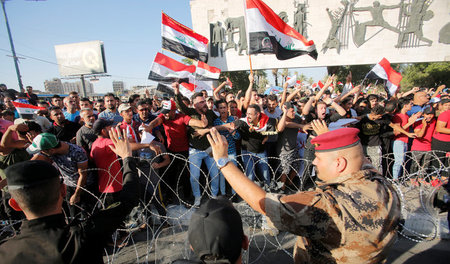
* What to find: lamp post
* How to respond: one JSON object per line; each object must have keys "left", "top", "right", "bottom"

{"left": 1, "top": 0, "right": 24, "bottom": 92}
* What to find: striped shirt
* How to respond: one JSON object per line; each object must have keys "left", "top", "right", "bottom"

{"left": 213, "top": 116, "right": 240, "bottom": 154}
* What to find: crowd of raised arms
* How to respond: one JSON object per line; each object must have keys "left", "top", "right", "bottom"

{"left": 0, "top": 75, "right": 448, "bottom": 263}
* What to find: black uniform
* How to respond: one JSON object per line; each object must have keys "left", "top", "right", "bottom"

{"left": 0, "top": 157, "right": 140, "bottom": 263}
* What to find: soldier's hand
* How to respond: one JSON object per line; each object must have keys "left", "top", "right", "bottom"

{"left": 206, "top": 127, "right": 229, "bottom": 162}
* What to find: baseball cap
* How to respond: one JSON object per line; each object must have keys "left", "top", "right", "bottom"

{"left": 160, "top": 99, "right": 177, "bottom": 114}
{"left": 118, "top": 103, "right": 132, "bottom": 113}
{"left": 188, "top": 198, "right": 244, "bottom": 263}
{"left": 93, "top": 118, "right": 113, "bottom": 135}
{"left": 5, "top": 160, "right": 59, "bottom": 191}
{"left": 26, "top": 133, "right": 59, "bottom": 153}
{"left": 311, "top": 127, "right": 361, "bottom": 152}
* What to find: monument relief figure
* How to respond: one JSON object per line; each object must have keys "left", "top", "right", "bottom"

{"left": 293, "top": 2, "right": 308, "bottom": 37}
{"left": 278, "top": 11, "right": 289, "bottom": 23}
{"left": 352, "top": 1, "right": 401, "bottom": 47}
{"left": 439, "top": 22, "right": 450, "bottom": 45}
{"left": 212, "top": 21, "right": 225, "bottom": 57}
{"left": 322, "top": 0, "right": 350, "bottom": 54}
{"left": 396, "top": 0, "right": 434, "bottom": 48}
{"left": 224, "top": 16, "right": 248, "bottom": 55}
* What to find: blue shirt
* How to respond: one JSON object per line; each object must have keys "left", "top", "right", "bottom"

{"left": 407, "top": 105, "right": 426, "bottom": 116}
{"left": 213, "top": 116, "right": 240, "bottom": 154}
{"left": 98, "top": 109, "right": 123, "bottom": 125}
{"left": 64, "top": 111, "right": 80, "bottom": 122}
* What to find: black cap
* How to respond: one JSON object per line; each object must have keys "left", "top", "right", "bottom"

{"left": 5, "top": 160, "right": 59, "bottom": 191}
{"left": 93, "top": 118, "right": 113, "bottom": 135}
{"left": 188, "top": 198, "right": 244, "bottom": 263}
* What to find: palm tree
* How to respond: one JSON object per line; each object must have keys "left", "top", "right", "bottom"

{"left": 281, "top": 68, "right": 290, "bottom": 83}
{"left": 272, "top": 69, "right": 279, "bottom": 86}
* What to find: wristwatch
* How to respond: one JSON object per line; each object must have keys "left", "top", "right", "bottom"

{"left": 216, "top": 157, "right": 231, "bottom": 169}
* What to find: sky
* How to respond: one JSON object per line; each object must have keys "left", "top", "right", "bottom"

{"left": 0, "top": 0, "right": 326, "bottom": 94}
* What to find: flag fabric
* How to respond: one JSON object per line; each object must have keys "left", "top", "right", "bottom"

{"left": 226, "top": 77, "right": 233, "bottom": 88}
{"left": 12, "top": 102, "right": 45, "bottom": 119}
{"left": 264, "top": 86, "right": 283, "bottom": 95}
{"left": 312, "top": 80, "right": 324, "bottom": 90}
{"left": 245, "top": 0, "right": 317, "bottom": 60}
{"left": 366, "top": 58, "right": 402, "bottom": 96}
{"left": 179, "top": 82, "right": 195, "bottom": 98}
{"left": 343, "top": 82, "right": 353, "bottom": 94}
{"left": 189, "top": 75, "right": 214, "bottom": 96}
{"left": 195, "top": 61, "right": 221, "bottom": 81}
{"left": 148, "top": 52, "right": 196, "bottom": 84}
{"left": 285, "top": 75, "right": 297, "bottom": 87}
{"left": 161, "top": 12, "right": 209, "bottom": 62}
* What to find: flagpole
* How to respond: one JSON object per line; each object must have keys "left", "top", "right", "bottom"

{"left": 243, "top": 0, "right": 252, "bottom": 74}
{"left": 248, "top": 55, "right": 253, "bottom": 74}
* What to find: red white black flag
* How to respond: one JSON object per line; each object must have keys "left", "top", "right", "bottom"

{"left": 245, "top": 0, "right": 317, "bottom": 60}
{"left": 12, "top": 102, "right": 45, "bottom": 119}
{"left": 148, "top": 52, "right": 196, "bottom": 84}
{"left": 162, "top": 12, "right": 209, "bottom": 62}
{"left": 366, "top": 58, "right": 402, "bottom": 96}
{"left": 195, "top": 61, "right": 221, "bottom": 81}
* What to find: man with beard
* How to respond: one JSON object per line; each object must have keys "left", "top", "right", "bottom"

{"left": 173, "top": 83, "right": 219, "bottom": 207}
{"left": 76, "top": 108, "right": 97, "bottom": 154}
{"left": 143, "top": 99, "right": 207, "bottom": 206}
{"left": 98, "top": 93, "right": 123, "bottom": 125}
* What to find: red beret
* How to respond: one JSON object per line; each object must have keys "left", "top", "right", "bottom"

{"left": 311, "top": 128, "right": 360, "bottom": 152}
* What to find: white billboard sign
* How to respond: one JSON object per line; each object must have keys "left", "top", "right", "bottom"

{"left": 190, "top": 0, "right": 450, "bottom": 71}
{"left": 55, "top": 40, "right": 107, "bottom": 76}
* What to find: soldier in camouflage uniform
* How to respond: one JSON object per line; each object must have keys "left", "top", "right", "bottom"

{"left": 206, "top": 120, "right": 401, "bottom": 264}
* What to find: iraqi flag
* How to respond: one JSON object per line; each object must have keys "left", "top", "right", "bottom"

{"left": 312, "top": 81, "right": 324, "bottom": 90}
{"left": 148, "top": 52, "right": 196, "bottom": 84}
{"left": 366, "top": 58, "right": 402, "bottom": 96}
{"left": 188, "top": 75, "right": 214, "bottom": 96}
{"left": 157, "top": 82, "right": 195, "bottom": 98}
{"left": 195, "top": 61, "right": 221, "bottom": 81}
{"left": 245, "top": 0, "right": 317, "bottom": 60}
{"left": 12, "top": 102, "right": 45, "bottom": 119}
{"left": 161, "top": 12, "right": 209, "bottom": 62}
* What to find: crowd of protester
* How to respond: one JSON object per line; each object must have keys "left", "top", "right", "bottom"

{"left": 0, "top": 76, "right": 449, "bottom": 257}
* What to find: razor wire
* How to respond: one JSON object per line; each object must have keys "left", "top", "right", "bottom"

{"left": 0, "top": 150, "right": 448, "bottom": 263}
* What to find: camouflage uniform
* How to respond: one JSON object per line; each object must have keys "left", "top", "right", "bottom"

{"left": 265, "top": 169, "right": 401, "bottom": 264}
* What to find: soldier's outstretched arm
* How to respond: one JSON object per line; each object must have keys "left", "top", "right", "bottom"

{"left": 207, "top": 128, "right": 267, "bottom": 215}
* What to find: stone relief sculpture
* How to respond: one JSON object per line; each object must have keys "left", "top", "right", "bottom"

{"left": 438, "top": 22, "right": 450, "bottom": 44}
{"left": 278, "top": 11, "right": 289, "bottom": 23}
{"left": 320, "top": 0, "right": 438, "bottom": 53}
{"left": 396, "top": 0, "right": 434, "bottom": 48}
{"left": 212, "top": 21, "right": 225, "bottom": 57}
{"left": 224, "top": 17, "right": 248, "bottom": 55}
{"left": 352, "top": 1, "right": 401, "bottom": 47}
{"left": 293, "top": 1, "right": 308, "bottom": 38}
{"left": 322, "top": 0, "right": 350, "bottom": 54}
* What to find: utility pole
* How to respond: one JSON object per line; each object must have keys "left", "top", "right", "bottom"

{"left": 1, "top": 0, "right": 24, "bottom": 92}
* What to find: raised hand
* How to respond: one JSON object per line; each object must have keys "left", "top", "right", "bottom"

{"left": 108, "top": 128, "right": 132, "bottom": 159}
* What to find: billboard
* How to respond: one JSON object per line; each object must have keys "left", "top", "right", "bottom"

{"left": 190, "top": 0, "right": 450, "bottom": 71}
{"left": 54, "top": 40, "right": 107, "bottom": 76}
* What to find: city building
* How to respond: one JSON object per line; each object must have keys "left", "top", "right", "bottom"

{"left": 113, "top": 81, "right": 125, "bottom": 94}
{"left": 43, "top": 78, "right": 94, "bottom": 96}
{"left": 44, "top": 78, "right": 63, "bottom": 94}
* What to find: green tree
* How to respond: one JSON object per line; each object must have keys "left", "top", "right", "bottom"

{"left": 400, "top": 62, "right": 450, "bottom": 91}
{"left": 327, "top": 65, "right": 373, "bottom": 85}
{"left": 281, "top": 68, "right": 290, "bottom": 83}
{"left": 219, "top": 71, "right": 250, "bottom": 94}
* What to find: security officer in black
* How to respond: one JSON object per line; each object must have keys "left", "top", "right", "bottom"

{"left": 0, "top": 128, "right": 139, "bottom": 263}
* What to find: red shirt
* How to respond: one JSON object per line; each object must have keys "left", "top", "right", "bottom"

{"left": 90, "top": 137, "right": 123, "bottom": 193}
{"left": 158, "top": 113, "right": 191, "bottom": 152}
{"left": 411, "top": 119, "right": 436, "bottom": 151}
{"left": 392, "top": 113, "right": 409, "bottom": 143}
{"left": 433, "top": 110, "right": 450, "bottom": 142}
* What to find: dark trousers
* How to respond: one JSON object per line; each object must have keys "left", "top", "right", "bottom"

{"left": 162, "top": 150, "right": 191, "bottom": 204}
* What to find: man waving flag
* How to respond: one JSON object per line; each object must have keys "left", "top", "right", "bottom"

{"left": 162, "top": 12, "right": 209, "bottom": 62}
{"left": 245, "top": 0, "right": 317, "bottom": 60}
{"left": 366, "top": 58, "right": 402, "bottom": 96}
